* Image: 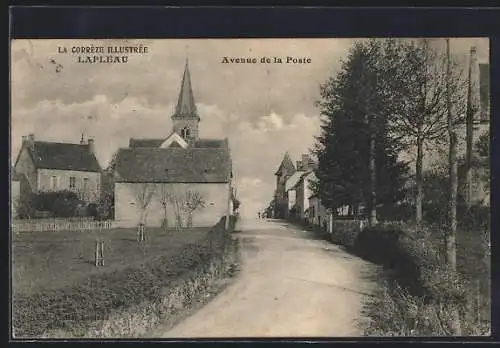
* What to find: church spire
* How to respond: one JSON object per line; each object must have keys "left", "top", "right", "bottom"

{"left": 173, "top": 58, "right": 198, "bottom": 119}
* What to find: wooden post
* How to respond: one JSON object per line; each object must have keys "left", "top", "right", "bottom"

{"left": 95, "top": 239, "right": 99, "bottom": 267}
{"left": 95, "top": 238, "right": 104, "bottom": 267}
{"left": 100, "top": 239, "right": 104, "bottom": 266}
{"left": 328, "top": 211, "right": 333, "bottom": 234}
{"left": 225, "top": 181, "right": 232, "bottom": 231}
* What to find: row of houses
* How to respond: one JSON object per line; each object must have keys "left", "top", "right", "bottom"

{"left": 12, "top": 60, "right": 234, "bottom": 228}
{"left": 272, "top": 152, "right": 332, "bottom": 230}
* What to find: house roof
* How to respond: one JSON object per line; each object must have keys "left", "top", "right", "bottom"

{"left": 293, "top": 171, "right": 316, "bottom": 190}
{"left": 479, "top": 63, "right": 490, "bottom": 122}
{"left": 129, "top": 137, "right": 227, "bottom": 149}
{"left": 285, "top": 170, "right": 306, "bottom": 192}
{"left": 114, "top": 147, "right": 232, "bottom": 183}
{"left": 275, "top": 152, "right": 296, "bottom": 176}
{"left": 20, "top": 141, "right": 101, "bottom": 172}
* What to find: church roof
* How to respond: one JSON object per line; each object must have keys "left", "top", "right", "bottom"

{"left": 274, "top": 152, "right": 296, "bottom": 176}
{"left": 172, "top": 59, "right": 199, "bottom": 120}
{"left": 129, "top": 137, "right": 227, "bottom": 149}
{"left": 114, "top": 147, "right": 231, "bottom": 183}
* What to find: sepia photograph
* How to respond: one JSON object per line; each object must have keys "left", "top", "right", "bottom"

{"left": 10, "top": 38, "right": 491, "bottom": 338}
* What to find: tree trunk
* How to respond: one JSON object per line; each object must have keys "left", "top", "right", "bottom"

{"left": 368, "top": 115, "right": 378, "bottom": 227}
{"left": 415, "top": 133, "right": 424, "bottom": 225}
{"left": 445, "top": 38, "right": 462, "bottom": 336}
{"left": 465, "top": 98, "right": 474, "bottom": 210}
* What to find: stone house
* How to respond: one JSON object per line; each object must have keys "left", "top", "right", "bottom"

{"left": 294, "top": 165, "right": 317, "bottom": 221}
{"left": 13, "top": 134, "right": 102, "bottom": 204}
{"left": 285, "top": 154, "right": 315, "bottom": 219}
{"left": 273, "top": 152, "right": 296, "bottom": 219}
{"left": 113, "top": 60, "right": 233, "bottom": 228}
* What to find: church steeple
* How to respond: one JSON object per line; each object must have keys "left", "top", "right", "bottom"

{"left": 173, "top": 58, "right": 199, "bottom": 119}
{"left": 172, "top": 59, "right": 200, "bottom": 143}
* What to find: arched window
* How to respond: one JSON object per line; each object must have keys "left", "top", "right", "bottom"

{"left": 181, "top": 127, "right": 190, "bottom": 139}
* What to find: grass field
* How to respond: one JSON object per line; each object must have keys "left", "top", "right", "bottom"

{"left": 12, "top": 227, "right": 210, "bottom": 296}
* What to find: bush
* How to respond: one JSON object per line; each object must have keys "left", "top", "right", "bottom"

{"left": 31, "top": 190, "right": 87, "bottom": 218}
{"left": 329, "top": 219, "right": 363, "bottom": 248}
{"left": 15, "top": 195, "right": 36, "bottom": 219}
{"left": 359, "top": 221, "right": 491, "bottom": 336}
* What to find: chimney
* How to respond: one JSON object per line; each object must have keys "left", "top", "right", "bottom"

{"left": 26, "top": 134, "right": 35, "bottom": 150}
{"left": 468, "top": 46, "right": 481, "bottom": 124}
{"left": 301, "top": 154, "right": 310, "bottom": 170}
{"left": 296, "top": 161, "right": 302, "bottom": 171}
{"left": 88, "top": 138, "right": 95, "bottom": 154}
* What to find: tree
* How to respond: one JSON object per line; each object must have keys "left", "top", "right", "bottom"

{"left": 313, "top": 39, "right": 408, "bottom": 223}
{"left": 167, "top": 187, "right": 186, "bottom": 232}
{"left": 133, "top": 183, "right": 156, "bottom": 241}
{"left": 475, "top": 133, "right": 490, "bottom": 193}
{"left": 157, "top": 184, "right": 174, "bottom": 232}
{"left": 445, "top": 37, "right": 462, "bottom": 336}
{"left": 382, "top": 39, "right": 467, "bottom": 225}
{"left": 182, "top": 189, "right": 206, "bottom": 228}
{"left": 99, "top": 151, "right": 119, "bottom": 219}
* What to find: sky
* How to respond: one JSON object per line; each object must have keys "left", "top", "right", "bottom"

{"left": 11, "top": 38, "right": 489, "bottom": 218}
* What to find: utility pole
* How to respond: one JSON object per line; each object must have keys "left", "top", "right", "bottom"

{"left": 445, "top": 38, "right": 462, "bottom": 336}
{"left": 465, "top": 46, "right": 480, "bottom": 209}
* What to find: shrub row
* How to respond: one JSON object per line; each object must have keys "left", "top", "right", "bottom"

{"left": 12, "top": 217, "right": 239, "bottom": 338}
{"left": 351, "top": 220, "right": 490, "bottom": 335}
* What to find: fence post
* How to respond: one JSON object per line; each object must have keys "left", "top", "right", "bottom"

{"left": 101, "top": 239, "right": 105, "bottom": 266}
{"left": 95, "top": 238, "right": 104, "bottom": 267}
{"left": 95, "top": 239, "right": 99, "bottom": 267}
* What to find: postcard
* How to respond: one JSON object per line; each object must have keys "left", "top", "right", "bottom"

{"left": 10, "top": 38, "right": 491, "bottom": 339}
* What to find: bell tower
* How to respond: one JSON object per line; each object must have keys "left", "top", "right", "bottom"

{"left": 171, "top": 59, "right": 200, "bottom": 144}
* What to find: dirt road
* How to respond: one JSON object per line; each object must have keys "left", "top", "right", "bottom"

{"left": 158, "top": 218, "right": 379, "bottom": 338}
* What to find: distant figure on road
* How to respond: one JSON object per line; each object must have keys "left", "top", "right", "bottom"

{"left": 258, "top": 212, "right": 261, "bottom": 219}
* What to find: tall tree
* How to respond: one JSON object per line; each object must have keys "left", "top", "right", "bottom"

{"left": 362, "top": 39, "right": 468, "bottom": 226}
{"left": 382, "top": 40, "right": 448, "bottom": 225}
{"left": 313, "top": 40, "right": 408, "bottom": 222}
{"left": 445, "top": 38, "right": 462, "bottom": 336}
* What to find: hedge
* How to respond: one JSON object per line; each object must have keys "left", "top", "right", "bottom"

{"left": 12, "top": 216, "right": 238, "bottom": 338}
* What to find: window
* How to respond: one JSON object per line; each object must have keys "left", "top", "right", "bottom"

{"left": 69, "top": 176, "right": 76, "bottom": 189}
{"left": 181, "top": 127, "right": 190, "bottom": 139}
{"left": 50, "top": 176, "right": 57, "bottom": 190}
{"left": 83, "top": 177, "right": 89, "bottom": 191}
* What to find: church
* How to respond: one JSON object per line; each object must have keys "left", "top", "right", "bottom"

{"left": 112, "top": 60, "right": 233, "bottom": 228}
